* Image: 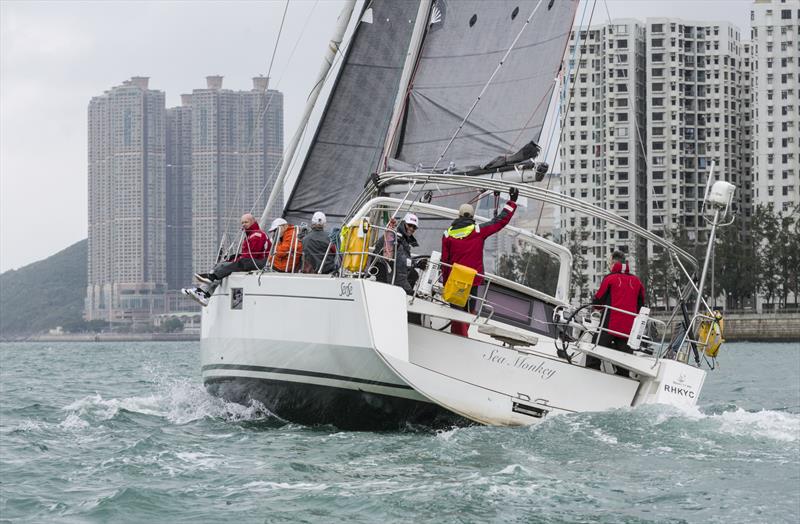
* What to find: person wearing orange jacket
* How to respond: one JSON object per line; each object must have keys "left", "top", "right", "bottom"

{"left": 268, "top": 218, "right": 303, "bottom": 272}
{"left": 442, "top": 188, "right": 519, "bottom": 336}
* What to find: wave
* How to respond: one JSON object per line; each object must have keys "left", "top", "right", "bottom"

{"left": 60, "top": 377, "right": 274, "bottom": 428}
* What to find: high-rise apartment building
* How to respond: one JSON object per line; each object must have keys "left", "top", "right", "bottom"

{"left": 191, "top": 76, "right": 284, "bottom": 270}
{"left": 560, "top": 19, "right": 752, "bottom": 296}
{"left": 560, "top": 20, "right": 648, "bottom": 294}
{"left": 751, "top": 0, "right": 800, "bottom": 212}
{"left": 86, "top": 77, "right": 167, "bottom": 325}
{"left": 166, "top": 95, "right": 193, "bottom": 290}
{"left": 645, "top": 19, "right": 750, "bottom": 242}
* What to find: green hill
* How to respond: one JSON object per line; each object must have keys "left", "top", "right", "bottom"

{"left": 0, "top": 239, "right": 87, "bottom": 337}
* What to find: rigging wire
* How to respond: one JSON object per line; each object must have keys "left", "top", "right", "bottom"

{"left": 246, "top": 0, "right": 321, "bottom": 217}
{"left": 520, "top": 0, "right": 596, "bottom": 287}
{"left": 220, "top": 0, "right": 291, "bottom": 255}
{"left": 430, "top": 0, "right": 546, "bottom": 172}
{"left": 534, "top": 0, "right": 596, "bottom": 233}
{"left": 257, "top": 0, "right": 366, "bottom": 223}
{"left": 392, "top": 0, "right": 551, "bottom": 221}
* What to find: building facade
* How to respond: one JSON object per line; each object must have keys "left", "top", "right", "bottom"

{"left": 645, "top": 19, "right": 750, "bottom": 242}
{"left": 165, "top": 94, "right": 193, "bottom": 290}
{"left": 191, "top": 76, "right": 284, "bottom": 271}
{"left": 560, "top": 20, "right": 648, "bottom": 295}
{"left": 85, "top": 77, "right": 167, "bottom": 325}
{"left": 751, "top": 0, "right": 800, "bottom": 212}
{"left": 560, "top": 18, "right": 753, "bottom": 299}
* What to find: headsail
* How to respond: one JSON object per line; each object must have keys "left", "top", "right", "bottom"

{"left": 391, "top": 0, "right": 578, "bottom": 172}
{"left": 282, "top": 1, "right": 423, "bottom": 223}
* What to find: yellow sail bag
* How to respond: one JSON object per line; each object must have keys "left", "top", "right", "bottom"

{"left": 442, "top": 263, "right": 477, "bottom": 307}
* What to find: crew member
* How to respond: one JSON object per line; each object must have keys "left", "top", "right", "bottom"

{"left": 442, "top": 188, "right": 519, "bottom": 336}
{"left": 269, "top": 218, "right": 303, "bottom": 272}
{"left": 372, "top": 213, "right": 420, "bottom": 295}
{"left": 586, "top": 250, "right": 646, "bottom": 376}
{"left": 182, "top": 213, "right": 269, "bottom": 307}
{"left": 302, "top": 211, "right": 337, "bottom": 274}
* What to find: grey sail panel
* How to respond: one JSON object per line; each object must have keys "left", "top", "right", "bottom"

{"left": 284, "top": 0, "right": 422, "bottom": 224}
{"left": 395, "top": 0, "right": 578, "bottom": 171}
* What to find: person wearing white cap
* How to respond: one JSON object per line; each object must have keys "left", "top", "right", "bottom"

{"left": 302, "top": 211, "right": 337, "bottom": 274}
{"left": 442, "top": 188, "right": 519, "bottom": 336}
{"left": 182, "top": 213, "right": 270, "bottom": 307}
{"left": 268, "top": 217, "right": 303, "bottom": 272}
{"left": 372, "top": 212, "right": 420, "bottom": 295}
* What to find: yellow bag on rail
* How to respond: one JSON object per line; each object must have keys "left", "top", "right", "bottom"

{"left": 442, "top": 263, "right": 477, "bottom": 307}
{"left": 341, "top": 219, "right": 372, "bottom": 273}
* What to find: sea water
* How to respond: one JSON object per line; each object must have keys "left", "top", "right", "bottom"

{"left": 0, "top": 341, "right": 798, "bottom": 523}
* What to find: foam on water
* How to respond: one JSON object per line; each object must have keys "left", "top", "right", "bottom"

{"left": 59, "top": 377, "right": 271, "bottom": 428}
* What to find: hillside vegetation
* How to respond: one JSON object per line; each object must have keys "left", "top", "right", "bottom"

{"left": 0, "top": 240, "right": 87, "bottom": 336}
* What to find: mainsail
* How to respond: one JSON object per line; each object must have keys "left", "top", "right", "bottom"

{"left": 275, "top": 0, "right": 578, "bottom": 224}
{"left": 392, "top": 0, "right": 577, "bottom": 172}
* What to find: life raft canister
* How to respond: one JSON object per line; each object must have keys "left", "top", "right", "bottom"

{"left": 698, "top": 310, "right": 725, "bottom": 358}
{"left": 341, "top": 218, "right": 373, "bottom": 273}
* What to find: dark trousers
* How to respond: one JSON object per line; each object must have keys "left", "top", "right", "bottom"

{"left": 586, "top": 331, "right": 633, "bottom": 376}
{"left": 200, "top": 257, "right": 265, "bottom": 295}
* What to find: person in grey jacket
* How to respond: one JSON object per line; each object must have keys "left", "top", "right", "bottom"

{"left": 302, "top": 211, "right": 337, "bottom": 274}
{"left": 372, "top": 213, "right": 420, "bottom": 295}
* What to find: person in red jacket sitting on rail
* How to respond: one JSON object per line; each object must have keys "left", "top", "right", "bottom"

{"left": 441, "top": 188, "right": 519, "bottom": 337}
{"left": 586, "top": 250, "right": 646, "bottom": 376}
{"left": 182, "top": 213, "right": 270, "bottom": 307}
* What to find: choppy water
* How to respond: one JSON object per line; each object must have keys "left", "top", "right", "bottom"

{"left": 1, "top": 341, "right": 798, "bottom": 523}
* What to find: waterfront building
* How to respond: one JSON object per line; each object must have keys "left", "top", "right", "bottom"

{"left": 644, "top": 18, "right": 750, "bottom": 241}
{"left": 166, "top": 95, "right": 193, "bottom": 291}
{"left": 190, "top": 76, "right": 284, "bottom": 271}
{"left": 560, "top": 20, "right": 648, "bottom": 293}
{"left": 85, "top": 77, "right": 167, "bottom": 325}
{"left": 560, "top": 19, "right": 752, "bottom": 297}
{"left": 750, "top": 0, "right": 800, "bottom": 213}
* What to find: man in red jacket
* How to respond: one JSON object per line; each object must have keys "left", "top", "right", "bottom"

{"left": 442, "top": 188, "right": 518, "bottom": 336}
{"left": 586, "top": 250, "right": 646, "bottom": 375}
{"left": 182, "top": 213, "right": 270, "bottom": 307}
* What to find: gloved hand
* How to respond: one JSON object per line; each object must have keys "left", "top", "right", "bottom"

{"left": 509, "top": 187, "right": 519, "bottom": 202}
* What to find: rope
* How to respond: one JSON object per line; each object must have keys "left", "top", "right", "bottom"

{"left": 223, "top": 0, "right": 291, "bottom": 254}
{"left": 431, "top": 0, "right": 545, "bottom": 172}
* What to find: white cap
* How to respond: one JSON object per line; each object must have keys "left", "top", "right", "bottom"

{"left": 269, "top": 217, "right": 288, "bottom": 232}
{"left": 402, "top": 213, "right": 419, "bottom": 228}
{"left": 311, "top": 211, "right": 326, "bottom": 225}
{"left": 458, "top": 203, "right": 474, "bottom": 217}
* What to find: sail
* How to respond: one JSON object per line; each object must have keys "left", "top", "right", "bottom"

{"left": 282, "top": 0, "right": 423, "bottom": 223}
{"left": 392, "top": 0, "right": 578, "bottom": 172}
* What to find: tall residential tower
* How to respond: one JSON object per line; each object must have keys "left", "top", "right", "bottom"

{"left": 751, "top": 0, "right": 800, "bottom": 212}
{"left": 85, "top": 77, "right": 167, "bottom": 325}
{"left": 560, "top": 19, "right": 753, "bottom": 299}
{"left": 191, "top": 76, "right": 284, "bottom": 271}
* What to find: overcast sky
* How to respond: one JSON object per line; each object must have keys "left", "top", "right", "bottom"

{"left": 0, "top": 0, "right": 751, "bottom": 272}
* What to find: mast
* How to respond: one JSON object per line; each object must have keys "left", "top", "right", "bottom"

{"left": 260, "top": 0, "right": 358, "bottom": 228}
{"left": 380, "top": 0, "right": 433, "bottom": 168}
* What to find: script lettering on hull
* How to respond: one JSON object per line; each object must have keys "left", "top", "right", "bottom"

{"left": 482, "top": 349, "right": 556, "bottom": 381}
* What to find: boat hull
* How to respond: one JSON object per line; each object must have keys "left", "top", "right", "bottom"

{"left": 200, "top": 273, "right": 469, "bottom": 430}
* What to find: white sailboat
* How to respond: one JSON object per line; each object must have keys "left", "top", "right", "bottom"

{"left": 200, "top": 0, "right": 733, "bottom": 430}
